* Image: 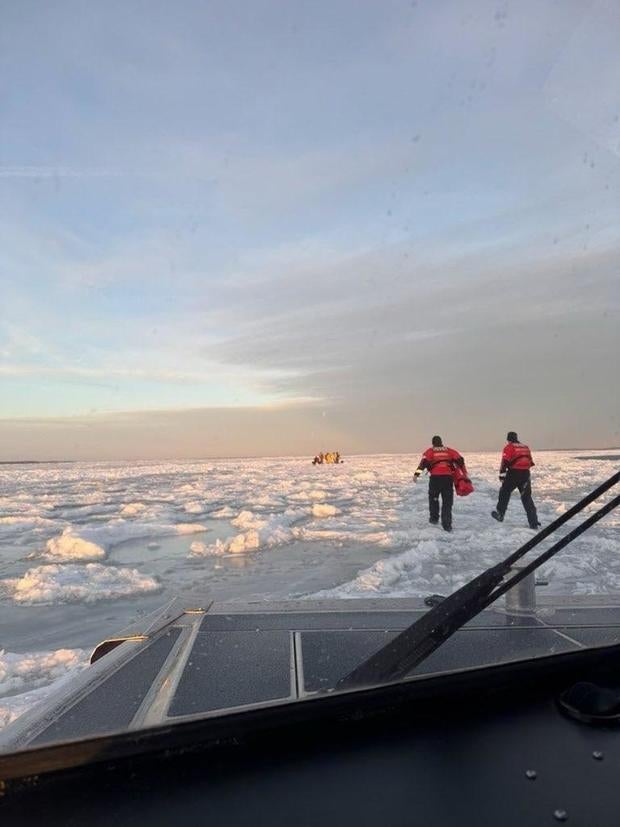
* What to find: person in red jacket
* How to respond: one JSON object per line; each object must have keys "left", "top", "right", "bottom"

{"left": 414, "top": 435, "right": 465, "bottom": 532}
{"left": 492, "top": 431, "right": 541, "bottom": 529}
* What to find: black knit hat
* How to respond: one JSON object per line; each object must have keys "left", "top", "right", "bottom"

{"left": 432, "top": 435, "right": 443, "bottom": 447}
{"left": 507, "top": 431, "right": 518, "bottom": 443}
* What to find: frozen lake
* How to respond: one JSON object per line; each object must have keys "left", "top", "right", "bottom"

{"left": 1, "top": 451, "right": 618, "bottom": 727}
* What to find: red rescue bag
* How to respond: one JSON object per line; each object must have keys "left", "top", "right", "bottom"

{"left": 453, "top": 464, "right": 474, "bottom": 496}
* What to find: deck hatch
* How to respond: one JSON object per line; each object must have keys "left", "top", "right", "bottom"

{"left": 299, "top": 628, "right": 581, "bottom": 693}
{"left": 32, "top": 628, "right": 182, "bottom": 746}
{"left": 168, "top": 630, "right": 292, "bottom": 717}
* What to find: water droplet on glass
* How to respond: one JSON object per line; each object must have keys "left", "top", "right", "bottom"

{"left": 525, "top": 769, "right": 537, "bottom": 780}
{"left": 592, "top": 750, "right": 604, "bottom": 760}
{"left": 553, "top": 810, "right": 568, "bottom": 822}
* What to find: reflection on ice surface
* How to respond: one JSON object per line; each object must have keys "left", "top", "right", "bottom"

{"left": 0, "top": 451, "right": 618, "bottom": 728}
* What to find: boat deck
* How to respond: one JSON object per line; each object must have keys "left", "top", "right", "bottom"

{"left": 3, "top": 595, "right": 620, "bottom": 751}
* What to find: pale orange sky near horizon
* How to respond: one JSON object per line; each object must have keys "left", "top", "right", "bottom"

{"left": 1, "top": 402, "right": 617, "bottom": 461}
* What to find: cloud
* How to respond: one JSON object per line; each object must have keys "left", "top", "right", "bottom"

{"left": 1, "top": 0, "right": 619, "bottom": 453}
{"left": 206, "top": 237, "right": 619, "bottom": 374}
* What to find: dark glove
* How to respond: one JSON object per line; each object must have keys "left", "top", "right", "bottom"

{"left": 499, "top": 473, "right": 506, "bottom": 483}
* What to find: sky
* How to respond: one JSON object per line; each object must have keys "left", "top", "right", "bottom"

{"left": 1, "top": 0, "right": 619, "bottom": 460}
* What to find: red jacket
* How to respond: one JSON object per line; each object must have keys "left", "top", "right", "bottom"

{"left": 417, "top": 446, "right": 464, "bottom": 476}
{"left": 500, "top": 442, "right": 534, "bottom": 473}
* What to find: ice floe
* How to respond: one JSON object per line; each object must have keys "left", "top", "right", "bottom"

{"left": 312, "top": 503, "right": 340, "bottom": 518}
{"left": 2, "top": 563, "right": 161, "bottom": 605}
{"left": 0, "top": 647, "right": 87, "bottom": 696}
{"left": 175, "top": 523, "right": 208, "bottom": 535}
{"left": 190, "top": 508, "right": 306, "bottom": 556}
{"left": 0, "top": 648, "right": 89, "bottom": 729}
{"left": 42, "top": 528, "right": 106, "bottom": 561}
{"left": 120, "top": 502, "right": 148, "bottom": 517}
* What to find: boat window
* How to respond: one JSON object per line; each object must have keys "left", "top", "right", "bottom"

{"left": 0, "top": 1, "right": 618, "bottom": 752}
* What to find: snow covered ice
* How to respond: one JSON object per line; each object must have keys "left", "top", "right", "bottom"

{"left": 3, "top": 563, "right": 161, "bottom": 605}
{"left": 0, "top": 451, "right": 618, "bottom": 729}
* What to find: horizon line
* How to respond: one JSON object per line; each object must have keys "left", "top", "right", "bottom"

{"left": 1, "top": 447, "right": 618, "bottom": 465}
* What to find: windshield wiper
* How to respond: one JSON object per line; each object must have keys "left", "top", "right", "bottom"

{"left": 337, "top": 470, "right": 620, "bottom": 690}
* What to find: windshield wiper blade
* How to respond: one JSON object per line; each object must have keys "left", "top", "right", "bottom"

{"left": 336, "top": 470, "right": 620, "bottom": 691}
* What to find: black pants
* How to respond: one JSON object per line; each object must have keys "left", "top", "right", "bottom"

{"left": 429, "top": 475, "right": 454, "bottom": 530}
{"left": 496, "top": 469, "right": 539, "bottom": 527}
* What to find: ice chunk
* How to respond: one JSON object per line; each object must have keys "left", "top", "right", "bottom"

{"left": 189, "top": 509, "right": 305, "bottom": 558}
{"left": 2, "top": 564, "right": 161, "bottom": 605}
{"left": 0, "top": 647, "right": 87, "bottom": 696}
{"left": 315, "top": 539, "right": 447, "bottom": 598}
{"left": 231, "top": 510, "right": 258, "bottom": 529}
{"left": 175, "top": 523, "right": 208, "bottom": 535}
{"left": 42, "top": 528, "right": 106, "bottom": 561}
{"left": 287, "top": 489, "right": 327, "bottom": 502}
{"left": 228, "top": 530, "right": 260, "bottom": 553}
{"left": 312, "top": 503, "right": 340, "bottom": 518}
{"left": 120, "top": 502, "right": 148, "bottom": 517}
{"left": 0, "top": 515, "right": 57, "bottom": 540}
{"left": 188, "top": 539, "right": 225, "bottom": 557}
{"left": 212, "top": 506, "right": 235, "bottom": 518}
{"left": 0, "top": 648, "right": 89, "bottom": 730}
{"left": 0, "top": 515, "right": 56, "bottom": 527}
{"left": 184, "top": 501, "right": 204, "bottom": 514}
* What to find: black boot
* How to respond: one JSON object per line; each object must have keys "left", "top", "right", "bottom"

{"left": 491, "top": 510, "right": 504, "bottom": 522}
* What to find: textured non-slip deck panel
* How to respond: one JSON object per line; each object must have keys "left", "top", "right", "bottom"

{"left": 542, "top": 608, "right": 620, "bottom": 627}
{"left": 558, "top": 626, "right": 620, "bottom": 647}
{"left": 299, "top": 627, "right": 580, "bottom": 692}
{"left": 33, "top": 628, "right": 182, "bottom": 746}
{"left": 168, "top": 630, "right": 291, "bottom": 717}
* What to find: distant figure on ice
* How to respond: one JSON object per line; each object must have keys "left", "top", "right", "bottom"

{"left": 414, "top": 436, "right": 465, "bottom": 532}
{"left": 492, "top": 432, "right": 541, "bottom": 529}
